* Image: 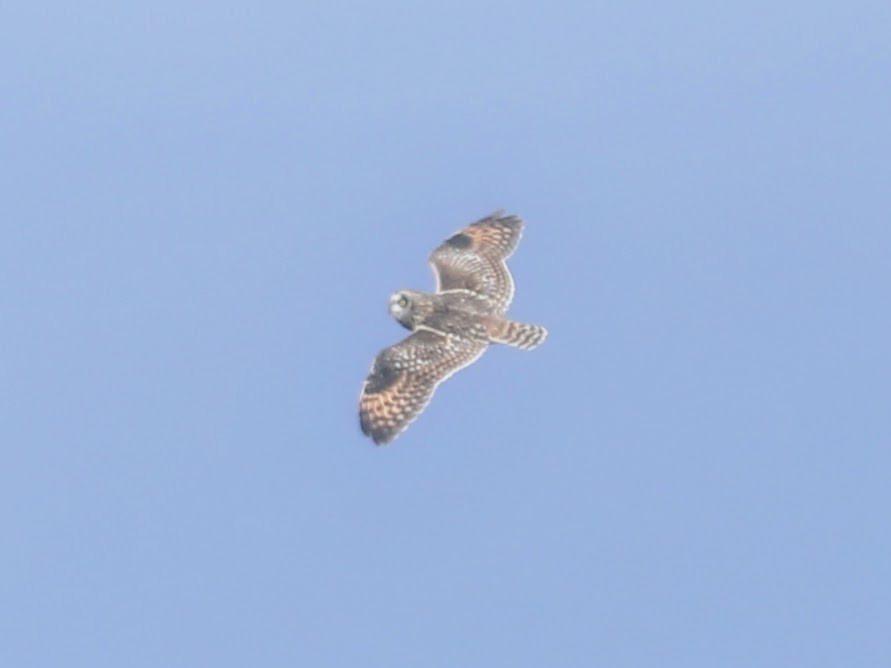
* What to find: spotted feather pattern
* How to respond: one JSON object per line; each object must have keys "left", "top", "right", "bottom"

{"left": 359, "top": 329, "right": 487, "bottom": 445}
{"left": 429, "top": 212, "right": 523, "bottom": 312}
{"left": 359, "top": 212, "right": 545, "bottom": 446}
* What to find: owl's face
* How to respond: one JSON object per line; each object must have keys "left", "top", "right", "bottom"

{"left": 389, "top": 290, "right": 421, "bottom": 330}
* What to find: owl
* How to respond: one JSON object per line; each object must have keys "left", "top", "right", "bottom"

{"left": 359, "top": 212, "right": 547, "bottom": 445}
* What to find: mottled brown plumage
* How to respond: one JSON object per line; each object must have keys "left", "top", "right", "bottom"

{"left": 359, "top": 212, "right": 547, "bottom": 445}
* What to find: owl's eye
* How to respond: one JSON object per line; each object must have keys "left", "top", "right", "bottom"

{"left": 397, "top": 295, "right": 409, "bottom": 308}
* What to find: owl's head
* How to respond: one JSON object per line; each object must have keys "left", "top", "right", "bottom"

{"left": 389, "top": 290, "right": 423, "bottom": 330}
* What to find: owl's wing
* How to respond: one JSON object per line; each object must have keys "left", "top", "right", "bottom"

{"left": 359, "top": 329, "right": 487, "bottom": 445}
{"left": 429, "top": 212, "right": 523, "bottom": 311}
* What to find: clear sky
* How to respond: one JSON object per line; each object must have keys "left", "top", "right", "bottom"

{"left": 2, "top": 1, "right": 890, "bottom": 666}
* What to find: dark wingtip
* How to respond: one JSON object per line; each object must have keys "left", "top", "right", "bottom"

{"left": 369, "top": 429, "right": 394, "bottom": 446}
{"left": 359, "top": 415, "right": 371, "bottom": 441}
{"left": 359, "top": 412, "right": 394, "bottom": 446}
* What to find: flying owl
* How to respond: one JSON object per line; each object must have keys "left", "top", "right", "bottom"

{"left": 359, "top": 212, "right": 547, "bottom": 445}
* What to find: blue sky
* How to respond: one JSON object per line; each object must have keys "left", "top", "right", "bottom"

{"left": 2, "top": 1, "right": 890, "bottom": 666}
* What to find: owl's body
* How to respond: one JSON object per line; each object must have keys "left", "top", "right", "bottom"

{"left": 359, "top": 213, "right": 547, "bottom": 445}
{"left": 392, "top": 290, "right": 494, "bottom": 340}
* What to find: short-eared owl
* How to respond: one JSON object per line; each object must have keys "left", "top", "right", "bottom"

{"left": 359, "top": 212, "right": 547, "bottom": 445}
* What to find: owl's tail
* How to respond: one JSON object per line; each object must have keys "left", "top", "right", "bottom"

{"left": 486, "top": 317, "right": 548, "bottom": 350}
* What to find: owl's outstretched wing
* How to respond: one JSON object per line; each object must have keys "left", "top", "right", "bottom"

{"left": 429, "top": 212, "right": 523, "bottom": 312}
{"left": 359, "top": 329, "right": 487, "bottom": 445}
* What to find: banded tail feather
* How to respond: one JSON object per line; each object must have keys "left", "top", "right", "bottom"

{"left": 486, "top": 317, "right": 548, "bottom": 350}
